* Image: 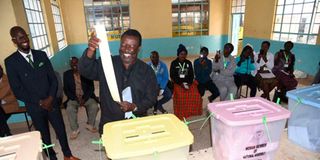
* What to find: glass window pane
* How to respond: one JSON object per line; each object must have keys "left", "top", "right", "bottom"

{"left": 290, "top": 24, "right": 299, "bottom": 33}
{"left": 277, "top": 6, "right": 284, "bottom": 14}
{"left": 274, "top": 24, "right": 281, "bottom": 31}
{"left": 284, "top": 5, "right": 293, "bottom": 14}
{"left": 303, "top": 3, "right": 315, "bottom": 13}
{"left": 280, "top": 33, "right": 289, "bottom": 41}
{"left": 312, "top": 24, "right": 319, "bottom": 34}
{"left": 297, "top": 34, "right": 307, "bottom": 43}
{"left": 283, "top": 15, "right": 292, "bottom": 23}
{"left": 293, "top": 4, "right": 303, "bottom": 14}
{"left": 285, "top": 0, "right": 294, "bottom": 5}
{"left": 288, "top": 34, "right": 298, "bottom": 42}
{"left": 307, "top": 35, "right": 316, "bottom": 44}
{"left": 282, "top": 24, "right": 290, "bottom": 32}
{"left": 291, "top": 14, "right": 301, "bottom": 23}
{"left": 273, "top": 33, "right": 280, "bottom": 40}
{"left": 278, "top": 0, "right": 284, "bottom": 5}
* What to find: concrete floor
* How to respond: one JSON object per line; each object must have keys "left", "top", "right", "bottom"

{"left": 5, "top": 56, "right": 320, "bottom": 160}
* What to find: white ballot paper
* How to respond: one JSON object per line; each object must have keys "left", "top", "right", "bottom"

{"left": 94, "top": 25, "right": 121, "bottom": 102}
{"left": 122, "top": 86, "right": 133, "bottom": 119}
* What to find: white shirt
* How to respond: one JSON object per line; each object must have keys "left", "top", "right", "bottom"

{"left": 18, "top": 50, "right": 34, "bottom": 62}
{"left": 253, "top": 51, "right": 274, "bottom": 76}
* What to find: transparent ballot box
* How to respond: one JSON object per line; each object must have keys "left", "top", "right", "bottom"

{"left": 0, "top": 131, "right": 43, "bottom": 160}
{"left": 287, "top": 84, "right": 320, "bottom": 152}
{"left": 208, "top": 97, "right": 290, "bottom": 160}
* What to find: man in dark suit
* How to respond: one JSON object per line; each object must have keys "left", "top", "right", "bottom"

{"left": 5, "top": 26, "right": 79, "bottom": 160}
{"left": 64, "top": 57, "right": 99, "bottom": 140}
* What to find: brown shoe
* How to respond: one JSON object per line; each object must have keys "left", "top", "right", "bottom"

{"left": 85, "top": 124, "right": 98, "bottom": 133}
{"left": 64, "top": 156, "right": 80, "bottom": 160}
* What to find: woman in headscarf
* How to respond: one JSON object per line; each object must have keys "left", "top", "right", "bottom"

{"left": 170, "top": 44, "right": 202, "bottom": 119}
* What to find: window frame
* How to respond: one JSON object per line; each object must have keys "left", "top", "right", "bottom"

{"left": 83, "top": 0, "right": 130, "bottom": 41}
{"left": 172, "top": 0, "right": 209, "bottom": 37}
{"left": 51, "top": 0, "right": 67, "bottom": 51}
{"left": 272, "top": 0, "right": 320, "bottom": 44}
{"left": 22, "top": 0, "right": 52, "bottom": 57}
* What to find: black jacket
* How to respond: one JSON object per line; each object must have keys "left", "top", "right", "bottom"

{"left": 5, "top": 49, "right": 57, "bottom": 106}
{"left": 63, "top": 70, "right": 95, "bottom": 102}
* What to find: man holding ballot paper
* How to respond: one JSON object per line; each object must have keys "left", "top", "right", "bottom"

{"left": 79, "top": 28, "right": 158, "bottom": 134}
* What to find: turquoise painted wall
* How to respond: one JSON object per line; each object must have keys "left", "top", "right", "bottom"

{"left": 8, "top": 35, "right": 228, "bottom": 123}
{"left": 243, "top": 37, "right": 320, "bottom": 76}
{"left": 67, "top": 35, "right": 229, "bottom": 59}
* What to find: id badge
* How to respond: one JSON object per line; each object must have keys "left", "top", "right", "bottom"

{"left": 179, "top": 74, "right": 185, "bottom": 78}
{"left": 284, "top": 64, "right": 289, "bottom": 68}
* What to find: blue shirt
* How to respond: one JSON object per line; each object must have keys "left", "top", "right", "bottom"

{"left": 235, "top": 57, "right": 255, "bottom": 75}
{"left": 147, "top": 61, "right": 169, "bottom": 89}
{"left": 194, "top": 57, "right": 212, "bottom": 84}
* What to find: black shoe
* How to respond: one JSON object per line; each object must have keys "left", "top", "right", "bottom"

{"left": 208, "top": 96, "right": 214, "bottom": 103}
{"left": 159, "top": 109, "right": 168, "bottom": 114}
{"left": 153, "top": 110, "right": 157, "bottom": 115}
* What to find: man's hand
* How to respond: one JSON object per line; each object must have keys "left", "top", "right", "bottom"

{"left": 87, "top": 31, "right": 100, "bottom": 58}
{"left": 40, "top": 96, "right": 53, "bottom": 111}
{"left": 118, "top": 101, "right": 137, "bottom": 112}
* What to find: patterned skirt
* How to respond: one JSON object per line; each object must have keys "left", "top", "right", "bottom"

{"left": 173, "top": 81, "right": 203, "bottom": 119}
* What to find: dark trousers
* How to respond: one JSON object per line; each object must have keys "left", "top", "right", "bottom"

{"left": 0, "top": 104, "right": 11, "bottom": 137}
{"left": 154, "top": 87, "right": 172, "bottom": 111}
{"left": 197, "top": 80, "right": 220, "bottom": 101}
{"left": 27, "top": 102, "right": 72, "bottom": 160}
{"left": 234, "top": 73, "right": 257, "bottom": 97}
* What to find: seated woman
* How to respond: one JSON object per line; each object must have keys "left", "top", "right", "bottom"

{"left": 254, "top": 41, "right": 277, "bottom": 100}
{"left": 234, "top": 45, "right": 257, "bottom": 97}
{"left": 272, "top": 41, "right": 298, "bottom": 102}
{"left": 211, "top": 43, "right": 237, "bottom": 101}
{"left": 170, "top": 44, "right": 202, "bottom": 119}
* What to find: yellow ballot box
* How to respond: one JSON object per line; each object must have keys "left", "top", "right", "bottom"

{"left": 0, "top": 131, "right": 43, "bottom": 160}
{"left": 102, "top": 114, "right": 193, "bottom": 160}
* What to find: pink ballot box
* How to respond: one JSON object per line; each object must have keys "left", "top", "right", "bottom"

{"left": 208, "top": 97, "right": 290, "bottom": 160}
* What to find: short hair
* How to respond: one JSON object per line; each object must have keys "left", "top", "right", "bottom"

{"left": 70, "top": 57, "right": 78, "bottom": 61}
{"left": 262, "top": 41, "right": 270, "bottom": 47}
{"left": 10, "top": 26, "right": 26, "bottom": 38}
{"left": 121, "top": 29, "right": 142, "bottom": 47}
{"left": 284, "top": 41, "right": 294, "bottom": 48}
{"left": 224, "top": 43, "right": 234, "bottom": 53}
{"left": 200, "top": 47, "right": 208, "bottom": 54}
{"left": 150, "top": 50, "right": 159, "bottom": 56}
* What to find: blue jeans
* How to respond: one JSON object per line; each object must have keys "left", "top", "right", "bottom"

{"left": 154, "top": 87, "right": 172, "bottom": 111}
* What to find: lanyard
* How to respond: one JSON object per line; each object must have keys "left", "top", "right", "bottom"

{"left": 178, "top": 62, "right": 185, "bottom": 72}
{"left": 151, "top": 64, "right": 160, "bottom": 74}
{"left": 284, "top": 52, "right": 289, "bottom": 63}
{"left": 223, "top": 56, "right": 227, "bottom": 69}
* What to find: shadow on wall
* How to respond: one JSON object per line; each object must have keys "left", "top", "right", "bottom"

{"left": 243, "top": 37, "right": 320, "bottom": 76}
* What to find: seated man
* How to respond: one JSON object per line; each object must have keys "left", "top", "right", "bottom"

{"left": 64, "top": 57, "right": 99, "bottom": 139}
{"left": 147, "top": 51, "right": 172, "bottom": 114}
{"left": 194, "top": 47, "right": 219, "bottom": 102}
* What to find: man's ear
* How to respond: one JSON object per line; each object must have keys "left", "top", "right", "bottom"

{"left": 11, "top": 38, "right": 17, "bottom": 44}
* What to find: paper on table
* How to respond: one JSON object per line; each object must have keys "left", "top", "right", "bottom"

{"left": 122, "top": 87, "right": 133, "bottom": 119}
{"left": 94, "top": 25, "right": 121, "bottom": 102}
{"left": 259, "top": 72, "right": 276, "bottom": 79}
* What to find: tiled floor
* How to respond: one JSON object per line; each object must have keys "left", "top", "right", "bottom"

{"left": 6, "top": 56, "right": 320, "bottom": 160}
